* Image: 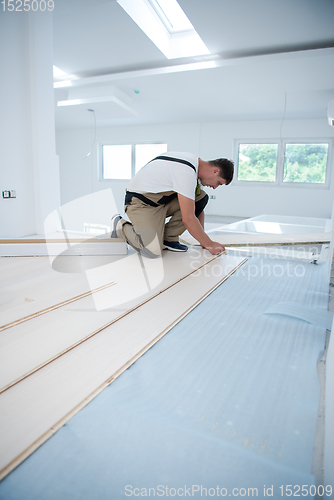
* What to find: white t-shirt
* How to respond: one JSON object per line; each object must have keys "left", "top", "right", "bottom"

{"left": 126, "top": 152, "right": 198, "bottom": 201}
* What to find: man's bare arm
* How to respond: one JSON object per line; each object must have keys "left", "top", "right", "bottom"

{"left": 178, "top": 193, "right": 225, "bottom": 255}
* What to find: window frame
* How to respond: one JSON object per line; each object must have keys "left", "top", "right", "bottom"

{"left": 233, "top": 138, "right": 332, "bottom": 189}
{"left": 99, "top": 142, "right": 168, "bottom": 181}
{"left": 101, "top": 143, "right": 133, "bottom": 181}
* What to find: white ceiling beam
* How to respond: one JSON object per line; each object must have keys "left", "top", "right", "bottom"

{"left": 54, "top": 47, "right": 334, "bottom": 89}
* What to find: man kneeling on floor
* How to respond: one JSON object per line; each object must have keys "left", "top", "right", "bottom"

{"left": 111, "top": 152, "right": 234, "bottom": 258}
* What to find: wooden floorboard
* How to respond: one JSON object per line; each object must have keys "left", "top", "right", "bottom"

{"left": 182, "top": 231, "right": 331, "bottom": 247}
{"left": 0, "top": 232, "right": 127, "bottom": 256}
{"left": 0, "top": 252, "right": 246, "bottom": 479}
{"left": 0, "top": 250, "right": 220, "bottom": 391}
{"left": 0, "top": 256, "right": 118, "bottom": 327}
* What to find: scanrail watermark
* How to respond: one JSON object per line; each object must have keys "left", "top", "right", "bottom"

{"left": 125, "top": 485, "right": 260, "bottom": 497}
{"left": 189, "top": 248, "right": 306, "bottom": 281}
{"left": 44, "top": 189, "right": 166, "bottom": 311}
{"left": 44, "top": 192, "right": 312, "bottom": 311}
{"left": 124, "top": 484, "right": 333, "bottom": 497}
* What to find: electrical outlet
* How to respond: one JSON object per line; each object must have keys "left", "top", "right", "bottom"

{"left": 2, "top": 191, "right": 10, "bottom": 198}
{"left": 10, "top": 190, "right": 16, "bottom": 198}
{"left": 209, "top": 195, "right": 216, "bottom": 199}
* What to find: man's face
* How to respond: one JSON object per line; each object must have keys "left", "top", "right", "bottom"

{"left": 200, "top": 168, "right": 227, "bottom": 190}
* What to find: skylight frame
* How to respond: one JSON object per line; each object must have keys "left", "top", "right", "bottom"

{"left": 146, "top": 0, "right": 193, "bottom": 34}
{"left": 117, "top": 0, "right": 210, "bottom": 59}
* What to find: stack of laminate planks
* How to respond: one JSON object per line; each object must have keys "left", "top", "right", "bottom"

{"left": 0, "top": 235, "right": 128, "bottom": 257}
{"left": 182, "top": 232, "right": 331, "bottom": 248}
{"left": 0, "top": 250, "right": 246, "bottom": 480}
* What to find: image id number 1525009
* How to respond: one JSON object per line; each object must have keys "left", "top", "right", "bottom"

{"left": 1, "top": 0, "right": 54, "bottom": 11}
{"left": 279, "top": 485, "right": 332, "bottom": 496}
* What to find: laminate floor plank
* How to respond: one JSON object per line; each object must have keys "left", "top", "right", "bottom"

{"left": 0, "top": 254, "right": 246, "bottom": 478}
{"left": 0, "top": 250, "right": 230, "bottom": 391}
{"left": 0, "top": 256, "right": 116, "bottom": 327}
{"left": 182, "top": 231, "right": 331, "bottom": 247}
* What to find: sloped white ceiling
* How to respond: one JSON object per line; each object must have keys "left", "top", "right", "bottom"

{"left": 53, "top": 0, "right": 334, "bottom": 129}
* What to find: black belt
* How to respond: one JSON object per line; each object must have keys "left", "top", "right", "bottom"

{"left": 125, "top": 191, "right": 177, "bottom": 207}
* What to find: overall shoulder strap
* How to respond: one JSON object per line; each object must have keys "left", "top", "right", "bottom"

{"left": 151, "top": 155, "right": 196, "bottom": 172}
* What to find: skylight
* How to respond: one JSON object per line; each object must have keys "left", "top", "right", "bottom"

{"left": 147, "top": 0, "right": 193, "bottom": 33}
{"left": 117, "top": 0, "right": 210, "bottom": 59}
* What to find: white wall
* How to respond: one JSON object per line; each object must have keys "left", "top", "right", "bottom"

{"left": 56, "top": 118, "right": 334, "bottom": 230}
{"left": 57, "top": 123, "right": 201, "bottom": 229}
{"left": 0, "top": 11, "right": 60, "bottom": 238}
{"left": 201, "top": 118, "right": 334, "bottom": 218}
{"left": 0, "top": 13, "right": 35, "bottom": 237}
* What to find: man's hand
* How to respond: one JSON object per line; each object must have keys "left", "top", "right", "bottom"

{"left": 178, "top": 194, "right": 226, "bottom": 255}
{"left": 204, "top": 241, "right": 225, "bottom": 255}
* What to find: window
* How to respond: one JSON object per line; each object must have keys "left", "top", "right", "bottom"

{"left": 117, "top": 0, "right": 210, "bottom": 59}
{"left": 134, "top": 143, "right": 168, "bottom": 174}
{"left": 147, "top": 0, "right": 193, "bottom": 33}
{"left": 101, "top": 143, "right": 167, "bottom": 180}
{"left": 103, "top": 145, "right": 132, "bottom": 180}
{"left": 237, "top": 143, "right": 278, "bottom": 182}
{"left": 283, "top": 143, "right": 328, "bottom": 184}
{"left": 234, "top": 139, "right": 332, "bottom": 187}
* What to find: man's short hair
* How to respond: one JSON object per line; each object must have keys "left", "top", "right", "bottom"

{"left": 209, "top": 158, "right": 234, "bottom": 185}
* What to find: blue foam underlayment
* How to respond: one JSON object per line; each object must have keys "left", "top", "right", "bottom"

{"left": 264, "top": 302, "right": 333, "bottom": 331}
{"left": 0, "top": 258, "right": 330, "bottom": 500}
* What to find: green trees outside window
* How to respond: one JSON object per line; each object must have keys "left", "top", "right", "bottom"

{"left": 236, "top": 141, "right": 330, "bottom": 184}
{"left": 238, "top": 144, "right": 278, "bottom": 182}
{"left": 283, "top": 143, "right": 328, "bottom": 183}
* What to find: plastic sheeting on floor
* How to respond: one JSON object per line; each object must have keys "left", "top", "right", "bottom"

{"left": 264, "top": 302, "right": 333, "bottom": 330}
{"left": 0, "top": 258, "right": 329, "bottom": 500}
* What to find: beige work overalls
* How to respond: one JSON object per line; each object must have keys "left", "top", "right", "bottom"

{"left": 119, "top": 188, "right": 208, "bottom": 257}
